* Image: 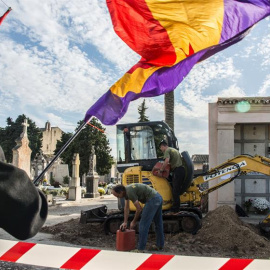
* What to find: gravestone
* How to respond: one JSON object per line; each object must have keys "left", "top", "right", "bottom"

{"left": 0, "top": 146, "right": 5, "bottom": 162}
{"left": 53, "top": 163, "right": 69, "bottom": 184}
{"left": 68, "top": 153, "right": 82, "bottom": 201}
{"left": 32, "top": 153, "right": 69, "bottom": 184}
{"left": 12, "top": 119, "right": 32, "bottom": 176}
{"left": 85, "top": 146, "right": 100, "bottom": 198}
{"left": 32, "top": 151, "right": 48, "bottom": 182}
{"left": 82, "top": 173, "right": 86, "bottom": 187}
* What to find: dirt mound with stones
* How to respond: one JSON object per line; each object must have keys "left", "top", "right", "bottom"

{"left": 41, "top": 205, "right": 270, "bottom": 258}
{"left": 196, "top": 206, "right": 268, "bottom": 253}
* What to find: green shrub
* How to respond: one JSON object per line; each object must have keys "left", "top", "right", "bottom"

{"left": 63, "top": 175, "right": 70, "bottom": 186}
{"left": 51, "top": 190, "right": 58, "bottom": 196}
{"left": 50, "top": 176, "right": 55, "bottom": 186}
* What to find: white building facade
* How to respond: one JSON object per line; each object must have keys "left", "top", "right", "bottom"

{"left": 208, "top": 97, "right": 270, "bottom": 211}
{"left": 41, "top": 121, "right": 63, "bottom": 156}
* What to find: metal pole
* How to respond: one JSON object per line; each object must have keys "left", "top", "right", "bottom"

{"left": 33, "top": 117, "right": 92, "bottom": 186}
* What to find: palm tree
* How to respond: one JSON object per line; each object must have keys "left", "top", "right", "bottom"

{"left": 164, "top": 91, "right": 174, "bottom": 131}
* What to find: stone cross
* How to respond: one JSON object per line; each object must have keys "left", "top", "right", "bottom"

{"left": 21, "top": 119, "right": 29, "bottom": 138}
{"left": 12, "top": 119, "right": 32, "bottom": 176}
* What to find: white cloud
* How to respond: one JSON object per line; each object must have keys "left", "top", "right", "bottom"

{"left": 171, "top": 57, "right": 242, "bottom": 119}
{"left": 0, "top": 0, "right": 141, "bottom": 134}
{"left": 0, "top": 37, "right": 111, "bottom": 115}
{"left": 217, "top": 84, "right": 246, "bottom": 97}
{"left": 1, "top": 0, "right": 269, "bottom": 159}
{"left": 7, "top": 0, "right": 139, "bottom": 72}
{"left": 239, "top": 45, "right": 256, "bottom": 59}
{"left": 256, "top": 23, "right": 270, "bottom": 67}
{"left": 258, "top": 74, "right": 270, "bottom": 96}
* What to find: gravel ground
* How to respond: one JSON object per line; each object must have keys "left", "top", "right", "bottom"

{"left": 0, "top": 261, "right": 56, "bottom": 270}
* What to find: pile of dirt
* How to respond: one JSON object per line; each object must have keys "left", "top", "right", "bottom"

{"left": 195, "top": 206, "right": 268, "bottom": 255}
{"left": 41, "top": 206, "right": 270, "bottom": 258}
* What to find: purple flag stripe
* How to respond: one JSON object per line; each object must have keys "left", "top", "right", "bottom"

{"left": 85, "top": 28, "right": 251, "bottom": 125}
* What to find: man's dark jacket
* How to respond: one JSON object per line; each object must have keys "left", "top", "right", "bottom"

{"left": 0, "top": 161, "right": 48, "bottom": 240}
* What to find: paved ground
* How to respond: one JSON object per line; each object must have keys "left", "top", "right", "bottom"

{"left": 45, "top": 194, "right": 118, "bottom": 226}
{"left": 0, "top": 194, "right": 118, "bottom": 248}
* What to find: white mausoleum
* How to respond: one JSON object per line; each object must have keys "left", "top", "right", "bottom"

{"left": 208, "top": 97, "right": 270, "bottom": 211}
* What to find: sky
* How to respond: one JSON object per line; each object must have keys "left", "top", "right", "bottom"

{"left": 0, "top": 0, "right": 270, "bottom": 159}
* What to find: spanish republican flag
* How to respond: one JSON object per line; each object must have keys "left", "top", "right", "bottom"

{"left": 85, "top": 0, "right": 270, "bottom": 125}
{"left": 0, "top": 7, "right": 11, "bottom": 26}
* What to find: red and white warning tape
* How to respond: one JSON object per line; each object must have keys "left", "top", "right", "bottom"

{"left": 0, "top": 240, "right": 270, "bottom": 269}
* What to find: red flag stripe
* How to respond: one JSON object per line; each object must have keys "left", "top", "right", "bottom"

{"left": 136, "top": 254, "right": 174, "bottom": 270}
{"left": 106, "top": 0, "right": 176, "bottom": 66}
{"left": 60, "top": 248, "right": 101, "bottom": 269}
{"left": 0, "top": 8, "right": 11, "bottom": 26}
{"left": 218, "top": 258, "right": 253, "bottom": 270}
{"left": 0, "top": 242, "right": 36, "bottom": 262}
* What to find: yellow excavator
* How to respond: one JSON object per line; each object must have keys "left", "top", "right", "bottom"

{"left": 81, "top": 121, "right": 270, "bottom": 236}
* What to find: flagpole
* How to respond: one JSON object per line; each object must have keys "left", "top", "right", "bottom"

{"left": 33, "top": 117, "right": 92, "bottom": 186}
{"left": 0, "top": 0, "right": 9, "bottom": 8}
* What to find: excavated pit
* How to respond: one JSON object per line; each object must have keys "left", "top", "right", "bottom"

{"left": 41, "top": 205, "right": 270, "bottom": 258}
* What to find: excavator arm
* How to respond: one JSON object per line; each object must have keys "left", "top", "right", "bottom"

{"left": 192, "top": 154, "right": 270, "bottom": 197}
{"left": 189, "top": 154, "right": 270, "bottom": 236}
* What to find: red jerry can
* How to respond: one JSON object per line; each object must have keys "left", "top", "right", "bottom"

{"left": 116, "top": 229, "right": 136, "bottom": 251}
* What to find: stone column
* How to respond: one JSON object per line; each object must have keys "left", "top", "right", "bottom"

{"left": 85, "top": 146, "right": 100, "bottom": 198}
{"left": 12, "top": 119, "right": 32, "bottom": 176}
{"left": 68, "top": 153, "right": 82, "bottom": 201}
{"left": 208, "top": 103, "right": 218, "bottom": 211}
{"left": 216, "top": 123, "right": 235, "bottom": 209}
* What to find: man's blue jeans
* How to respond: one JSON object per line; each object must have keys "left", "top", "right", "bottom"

{"left": 138, "top": 193, "right": 164, "bottom": 250}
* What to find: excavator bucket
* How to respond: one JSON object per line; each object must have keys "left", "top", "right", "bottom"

{"left": 80, "top": 205, "right": 108, "bottom": 224}
{"left": 259, "top": 214, "right": 270, "bottom": 237}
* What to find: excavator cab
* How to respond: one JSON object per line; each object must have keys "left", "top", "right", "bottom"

{"left": 116, "top": 121, "right": 178, "bottom": 173}
{"left": 116, "top": 121, "right": 194, "bottom": 195}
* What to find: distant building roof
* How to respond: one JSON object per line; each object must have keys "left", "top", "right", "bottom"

{"left": 192, "top": 154, "right": 209, "bottom": 164}
{"left": 40, "top": 126, "right": 62, "bottom": 132}
{"left": 40, "top": 121, "right": 63, "bottom": 132}
{"left": 217, "top": 97, "right": 270, "bottom": 105}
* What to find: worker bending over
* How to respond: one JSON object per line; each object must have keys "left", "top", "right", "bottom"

{"left": 112, "top": 183, "right": 164, "bottom": 252}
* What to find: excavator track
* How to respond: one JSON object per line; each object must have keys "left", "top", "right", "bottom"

{"left": 80, "top": 205, "right": 202, "bottom": 235}
{"left": 103, "top": 209, "right": 202, "bottom": 235}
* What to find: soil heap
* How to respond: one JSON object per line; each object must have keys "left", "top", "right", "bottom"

{"left": 41, "top": 205, "right": 270, "bottom": 258}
